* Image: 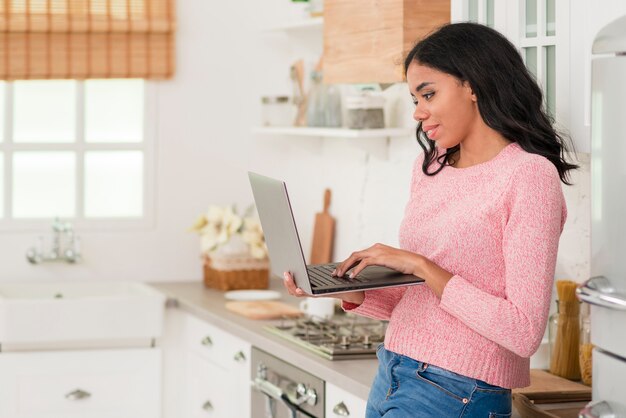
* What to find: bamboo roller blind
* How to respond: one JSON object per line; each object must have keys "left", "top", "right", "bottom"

{"left": 0, "top": 0, "right": 175, "bottom": 80}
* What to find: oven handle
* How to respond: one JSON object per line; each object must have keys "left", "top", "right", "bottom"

{"left": 579, "top": 400, "right": 614, "bottom": 418}
{"left": 577, "top": 276, "right": 626, "bottom": 310}
{"left": 252, "top": 377, "right": 317, "bottom": 418}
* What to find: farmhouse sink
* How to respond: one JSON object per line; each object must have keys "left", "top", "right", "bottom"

{"left": 0, "top": 281, "right": 166, "bottom": 345}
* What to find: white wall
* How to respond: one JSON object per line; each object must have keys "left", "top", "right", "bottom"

{"left": 0, "top": 0, "right": 592, "bottom": 285}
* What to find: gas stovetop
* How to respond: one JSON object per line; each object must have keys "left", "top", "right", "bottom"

{"left": 265, "top": 314, "right": 387, "bottom": 360}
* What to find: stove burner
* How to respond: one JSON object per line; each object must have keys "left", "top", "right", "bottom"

{"left": 265, "top": 314, "right": 387, "bottom": 360}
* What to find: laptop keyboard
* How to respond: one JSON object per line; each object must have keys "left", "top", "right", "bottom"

{"left": 307, "top": 264, "right": 366, "bottom": 288}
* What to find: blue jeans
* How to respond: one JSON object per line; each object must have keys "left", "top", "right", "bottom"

{"left": 366, "top": 345, "right": 512, "bottom": 418}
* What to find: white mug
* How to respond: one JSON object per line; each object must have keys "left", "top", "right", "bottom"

{"left": 299, "top": 297, "right": 336, "bottom": 320}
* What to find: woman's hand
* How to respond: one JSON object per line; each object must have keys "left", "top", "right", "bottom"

{"left": 282, "top": 272, "right": 365, "bottom": 305}
{"left": 333, "top": 243, "right": 422, "bottom": 278}
{"left": 333, "top": 243, "right": 454, "bottom": 298}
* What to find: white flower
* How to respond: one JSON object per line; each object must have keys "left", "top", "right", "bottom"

{"left": 191, "top": 205, "right": 268, "bottom": 259}
{"left": 206, "top": 205, "right": 225, "bottom": 224}
{"left": 222, "top": 207, "right": 243, "bottom": 235}
{"left": 189, "top": 215, "right": 208, "bottom": 232}
{"left": 200, "top": 228, "right": 219, "bottom": 253}
{"left": 243, "top": 217, "right": 262, "bottom": 233}
{"left": 250, "top": 242, "right": 268, "bottom": 259}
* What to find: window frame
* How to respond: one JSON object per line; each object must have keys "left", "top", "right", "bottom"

{"left": 452, "top": 0, "right": 570, "bottom": 132}
{"left": 0, "top": 79, "right": 156, "bottom": 232}
{"left": 513, "top": 0, "right": 570, "bottom": 130}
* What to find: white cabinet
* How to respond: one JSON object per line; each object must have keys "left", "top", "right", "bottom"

{"left": 162, "top": 308, "right": 252, "bottom": 418}
{"left": 186, "top": 351, "right": 241, "bottom": 418}
{"left": 325, "top": 382, "right": 367, "bottom": 418}
{"left": 183, "top": 313, "right": 251, "bottom": 418}
{"left": 0, "top": 348, "right": 161, "bottom": 418}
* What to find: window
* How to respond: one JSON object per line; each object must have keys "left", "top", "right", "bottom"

{"left": 520, "top": 0, "right": 562, "bottom": 120}
{"left": 466, "top": 0, "right": 495, "bottom": 28}
{"left": 0, "top": 79, "right": 154, "bottom": 229}
{"left": 455, "top": 0, "right": 569, "bottom": 128}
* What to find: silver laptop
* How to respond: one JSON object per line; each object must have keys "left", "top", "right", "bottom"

{"left": 248, "top": 172, "right": 425, "bottom": 295}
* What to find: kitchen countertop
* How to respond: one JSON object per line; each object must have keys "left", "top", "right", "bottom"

{"left": 151, "top": 280, "right": 378, "bottom": 400}
{"left": 151, "top": 280, "right": 591, "bottom": 413}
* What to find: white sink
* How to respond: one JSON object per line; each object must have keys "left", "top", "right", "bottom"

{"left": 0, "top": 281, "right": 166, "bottom": 346}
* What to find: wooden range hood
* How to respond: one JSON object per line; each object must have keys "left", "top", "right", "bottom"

{"left": 323, "top": 0, "right": 450, "bottom": 84}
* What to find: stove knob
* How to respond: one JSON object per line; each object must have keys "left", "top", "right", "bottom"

{"left": 363, "top": 334, "right": 372, "bottom": 347}
{"left": 305, "top": 388, "right": 318, "bottom": 406}
{"left": 340, "top": 335, "right": 350, "bottom": 348}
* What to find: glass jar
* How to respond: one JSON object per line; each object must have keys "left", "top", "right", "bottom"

{"left": 324, "top": 83, "right": 342, "bottom": 128}
{"left": 306, "top": 71, "right": 326, "bottom": 127}
{"left": 579, "top": 304, "right": 593, "bottom": 385}
{"left": 261, "top": 96, "right": 295, "bottom": 127}
{"left": 548, "top": 300, "right": 559, "bottom": 366}
{"left": 549, "top": 299, "right": 581, "bottom": 380}
{"left": 309, "top": 0, "right": 324, "bottom": 17}
{"left": 345, "top": 91, "right": 385, "bottom": 129}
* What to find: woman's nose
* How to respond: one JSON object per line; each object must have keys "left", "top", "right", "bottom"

{"left": 413, "top": 105, "right": 428, "bottom": 122}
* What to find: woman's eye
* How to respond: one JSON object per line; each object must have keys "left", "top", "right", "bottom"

{"left": 423, "top": 92, "right": 434, "bottom": 100}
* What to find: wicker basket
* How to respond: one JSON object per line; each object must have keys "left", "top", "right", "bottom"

{"left": 202, "top": 255, "right": 269, "bottom": 291}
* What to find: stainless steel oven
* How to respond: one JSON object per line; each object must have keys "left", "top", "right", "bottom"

{"left": 251, "top": 347, "right": 325, "bottom": 418}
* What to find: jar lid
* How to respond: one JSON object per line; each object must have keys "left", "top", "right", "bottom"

{"left": 345, "top": 92, "right": 385, "bottom": 109}
{"left": 261, "top": 96, "right": 291, "bottom": 104}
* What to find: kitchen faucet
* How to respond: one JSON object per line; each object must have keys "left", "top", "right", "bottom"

{"left": 26, "top": 218, "right": 82, "bottom": 264}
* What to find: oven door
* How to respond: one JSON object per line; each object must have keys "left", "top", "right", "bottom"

{"left": 579, "top": 349, "right": 626, "bottom": 417}
{"left": 251, "top": 348, "right": 324, "bottom": 418}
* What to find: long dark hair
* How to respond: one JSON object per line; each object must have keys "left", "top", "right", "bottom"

{"left": 404, "top": 22, "right": 578, "bottom": 184}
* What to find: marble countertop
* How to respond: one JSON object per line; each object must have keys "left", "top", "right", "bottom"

{"left": 151, "top": 280, "right": 378, "bottom": 400}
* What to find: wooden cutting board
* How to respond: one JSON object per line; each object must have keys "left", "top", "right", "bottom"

{"left": 225, "top": 301, "right": 303, "bottom": 320}
{"left": 310, "top": 189, "right": 335, "bottom": 264}
{"left": 513, "top": 369, "right": 591, "bottom": 404}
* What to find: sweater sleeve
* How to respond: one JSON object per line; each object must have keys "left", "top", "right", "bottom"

{"left": 342, "top": 287, "right": 407, "bottom": 320}
{"left": 439, "top": 160, "right": 566, "bottom": 358}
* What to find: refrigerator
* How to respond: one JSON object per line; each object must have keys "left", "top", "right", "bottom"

{"left": 577, "top": 14, "right": 626, "bottom": 418}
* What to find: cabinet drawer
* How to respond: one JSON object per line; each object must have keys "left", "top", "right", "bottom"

{"left": 184, "top": 314, "right": 250, "bottom": 372}
{"left": 325, "top": 382, "right": 367, "bottom": 418}
{"left": 0, "top": 348, "right": 161, "bottom": 418}
{"left": 186, "top": 352, "right": 249, "bottom": 418}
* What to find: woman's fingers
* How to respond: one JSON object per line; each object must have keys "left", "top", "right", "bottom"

{"left": 334, "top": 251, "right": 366, "bottom": 277}
{"left": 283, "top": 272, "right": 307, "bottom": 296}
{"left": 349, "top": 258, "right": 373, "bottom": 278}
{"left": 333, "top": 244, "right": 388, "bottom": 277}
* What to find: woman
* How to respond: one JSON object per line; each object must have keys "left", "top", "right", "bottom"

{"left": 284, "top": 22, "right": 578, "bottom": 417}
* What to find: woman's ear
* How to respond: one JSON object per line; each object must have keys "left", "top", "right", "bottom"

{"left": 463, "top": 80, "right": 477, "bottom": 102}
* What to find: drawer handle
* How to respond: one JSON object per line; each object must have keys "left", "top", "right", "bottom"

{"left": 202, "top": 400, "right": 214, "bottom": 411}
{"left": 201, "top": 336, "right": 213, "bottom": 347}
{"left": 333, "top": 401, "right": 350, "bottom": 416}
{"left": 233, "top": 350, "right": 246, "bottom": 363}
{"left": 65, "top": 389, "right": 91, "bottom": 401}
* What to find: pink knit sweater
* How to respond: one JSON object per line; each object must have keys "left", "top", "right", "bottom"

{"left": 345, "top": 142, "right": 567, "bottom": 389}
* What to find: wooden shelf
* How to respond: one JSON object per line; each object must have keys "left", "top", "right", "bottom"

{"left": 251, "top": 126, "right": 414, "bottom": 139}
{"left": 261, "top": 17, "right": 323, "bottom": 32}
